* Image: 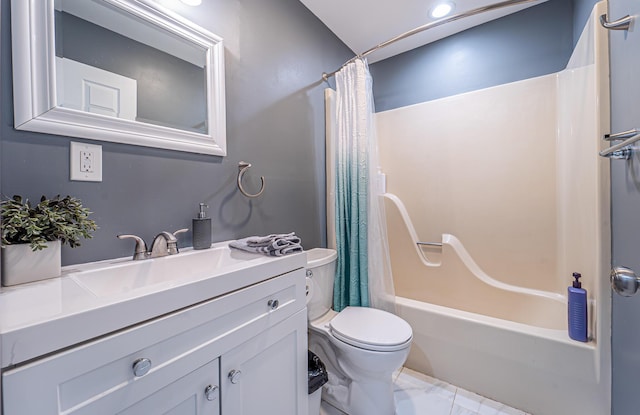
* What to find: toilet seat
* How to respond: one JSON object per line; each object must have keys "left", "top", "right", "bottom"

{"left": 329, "top": 307, "right": 413, "bottom": 352}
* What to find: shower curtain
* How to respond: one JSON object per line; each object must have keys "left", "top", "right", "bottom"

{"left": 332, "top": 59, "right": 396, "bottom": 313}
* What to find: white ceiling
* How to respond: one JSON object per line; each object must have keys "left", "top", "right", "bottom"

{"left": 299, "top": 0, "right": 549, "bottom": 63}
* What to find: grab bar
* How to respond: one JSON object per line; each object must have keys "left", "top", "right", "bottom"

{"left": 604, "top": 129, "right": 639, "bottom": 141}
{"left": 599, "top": 132, "right": 640, "bottom": 160}
{"left": 417, "top": 241, "right": 443, "bottom": 247}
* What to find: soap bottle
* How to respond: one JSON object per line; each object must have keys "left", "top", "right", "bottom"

{"left": 192, "top": 203, "right": 211, "bottom": 250}
{"left": 568, "top": 272, "right": 588, "bottom": 342}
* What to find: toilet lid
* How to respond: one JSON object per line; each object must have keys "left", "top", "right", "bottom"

{"left": 329, "top": 307, "right": 413, "bottom": 352}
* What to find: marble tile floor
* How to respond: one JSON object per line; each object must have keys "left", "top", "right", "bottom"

{"left": 320, "top": 367, "right": 531, "bottom": 415}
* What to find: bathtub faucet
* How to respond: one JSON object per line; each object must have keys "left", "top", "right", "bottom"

{"left": 117, "top": 229, "right": 189, "bottom": 260}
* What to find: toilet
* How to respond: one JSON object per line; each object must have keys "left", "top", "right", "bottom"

{"left": 305, "top": 248, "right": 413, "bottom": 415}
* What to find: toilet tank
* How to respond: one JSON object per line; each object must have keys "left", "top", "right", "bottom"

{"left": 306, "top": 248, "right": 337, "bottom": 321}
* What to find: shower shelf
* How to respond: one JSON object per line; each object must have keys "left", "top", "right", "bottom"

{"left": 599, "top": 129, "right": 640, "bottom": 160}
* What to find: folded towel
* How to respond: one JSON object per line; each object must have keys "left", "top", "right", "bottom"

{"left": 229, "top": 233, "right": 303, "bottom": 257}
{"left": 246, "top": 232, "right": 300, "bottom": 247}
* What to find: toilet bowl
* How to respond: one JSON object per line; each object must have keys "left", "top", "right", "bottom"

{"left": 305, "top": 248, "right": 412, "bottom": 415}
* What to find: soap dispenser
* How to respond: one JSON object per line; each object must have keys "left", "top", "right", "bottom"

{"left": 568, "top": 272, "right": 588, "bottom": 342}
{"left": 192, "top": 203, "right": 211, "bottom": 250}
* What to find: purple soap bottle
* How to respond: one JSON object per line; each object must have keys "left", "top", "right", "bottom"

{"left": 568, "top": 272, "right": 588, "bottom": 342}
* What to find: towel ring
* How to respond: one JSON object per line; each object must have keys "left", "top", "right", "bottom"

{"left": 237, "top": 161, "right": 265, "bottom": 198}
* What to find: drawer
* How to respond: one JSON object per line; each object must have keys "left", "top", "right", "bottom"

{"left": 2, "top": 268, "right": 305, "bottom": 415}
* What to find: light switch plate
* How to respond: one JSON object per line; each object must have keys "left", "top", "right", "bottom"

{"left": 70, "top": 141, "right": 102, "bottom": 182}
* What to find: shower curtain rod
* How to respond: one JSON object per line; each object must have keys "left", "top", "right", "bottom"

{"left": 322, "top": 0, "right": 539, "bottom": 81}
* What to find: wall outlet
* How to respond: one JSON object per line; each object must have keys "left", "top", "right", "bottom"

{"left": 70, "top": 142, "right": 102, "bottom": 182}
{"left": 80, "top": 151, "right": 94, "bottom": 173}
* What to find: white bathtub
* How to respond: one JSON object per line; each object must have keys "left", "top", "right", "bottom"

{"left": 396, "top": 296, "right": 607, "bottom": 415}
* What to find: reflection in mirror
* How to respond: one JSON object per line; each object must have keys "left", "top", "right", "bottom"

{"left": 54, "top": 0, "right": 208, "bottom": 134}
{"left": 11, "top": 0, "right": 226, "bottom": 155}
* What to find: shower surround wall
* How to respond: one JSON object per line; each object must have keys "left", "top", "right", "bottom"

{"left": 376, "top": 3, "right": 610, "bottom": 414}
{"left": 0, "top": 0, "right": 353, "bottom": 266}
{"left": 380, "top": 75, "right": 560, "bottom": 293}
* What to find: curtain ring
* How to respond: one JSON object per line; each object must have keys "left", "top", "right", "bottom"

{"left": 237, "top": 161, "right": 265, "bottom": 198}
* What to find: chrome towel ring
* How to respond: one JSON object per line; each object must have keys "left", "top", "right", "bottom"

{"left": 237, "top": 161, "right": 265, "bottom": 198}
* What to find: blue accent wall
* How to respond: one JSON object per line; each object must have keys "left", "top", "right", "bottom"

{"left": 573, "top": 0, "right": 600, "bottom": 44}
{"left": 370, "top": 0, "right": 598, "bottom": 112}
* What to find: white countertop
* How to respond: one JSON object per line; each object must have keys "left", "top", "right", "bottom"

{"left": 0, "top": 242, "right": 306, "bottom": 367}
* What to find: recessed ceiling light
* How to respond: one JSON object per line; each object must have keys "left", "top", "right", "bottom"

{"left": 180, "top": 0, "right": 202, "bottom": 6}
{"left": 430, "top": 2, "right": 455, "bottom": 19}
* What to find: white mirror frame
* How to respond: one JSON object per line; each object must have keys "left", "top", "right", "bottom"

{"left": 11, "top": 0, "right": 226, "bottom": 156}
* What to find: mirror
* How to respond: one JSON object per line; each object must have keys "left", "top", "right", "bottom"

{"left": 11, "top": 0, "right": 226, "bottom": 156}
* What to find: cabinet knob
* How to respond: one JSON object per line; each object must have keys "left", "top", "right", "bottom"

{"left": 268, "top": 299, "right": 279, "bottom": 310}
{"left": 132, "top": 358, "right": 152, "bottom": 377}
{"left": 204, "top": 384, "right": 219, "bottom": 401}
{"left": 228, "top": 369, "right": 242, "bottom": 384}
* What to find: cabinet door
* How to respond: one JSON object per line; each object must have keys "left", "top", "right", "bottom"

{"left": 117, "top": 358, "right": 220, "bottom": 415}
{"left": 3, "top": 270, "right": 304, "bottom": 415}
{"left": 220, "top": 309, "right": 308, "bottom": 415}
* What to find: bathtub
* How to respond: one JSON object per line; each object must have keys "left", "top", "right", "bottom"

{"left": 385, "top": 193, "right": 609, "bottom": 415}
{"left": 396, "top": 297, "right": 606, "bottom": 415}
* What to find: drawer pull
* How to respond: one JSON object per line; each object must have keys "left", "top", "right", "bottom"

{"left": 204, "top": 384, "right": 219, "bottom": 401}
{"left": 268, "top": 299, "right": 279, "bottom": 310}
{"left": 132, "top": 358, "right": 152, "bottom": 377}
{"left": 228, "top": 369, "right": 242, "bottom": 384}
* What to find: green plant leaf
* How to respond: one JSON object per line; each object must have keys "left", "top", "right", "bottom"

{"left": 1, "top": 195, "right": 97, "bottom": 251}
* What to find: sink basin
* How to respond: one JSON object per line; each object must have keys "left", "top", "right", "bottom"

{"left": 0, "top": 239, "right": 306, "bottom": 368}
{"left": 69, "top": 246, "right": 264, "bottom": 297}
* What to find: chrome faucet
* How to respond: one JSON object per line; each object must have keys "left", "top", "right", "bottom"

{"left": 151, "top": 231, "right": 179, "bottom": 256}
{"left": 118, "top": 229, "right": 188, "bottom": 260}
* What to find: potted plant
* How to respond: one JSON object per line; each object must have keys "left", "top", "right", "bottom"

{"left": 1, "top": 195, "right": 97, "bottom": 286}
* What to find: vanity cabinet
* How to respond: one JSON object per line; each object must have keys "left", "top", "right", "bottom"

{"left": 221, "top": 310, "right": 305, "bottom": 414}
{"left": 2, "top": 268, "right": 307, "bottom": 415}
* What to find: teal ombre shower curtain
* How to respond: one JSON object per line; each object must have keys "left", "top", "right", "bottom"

{"left": 333, "top": 59, "right": 395, "bottom": 313}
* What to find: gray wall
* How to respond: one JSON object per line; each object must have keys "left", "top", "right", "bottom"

{"left": 370, "top": 0, "right": 598, "bottom": 112}
{"left": 609, "top": 0, "right": 640, "bottom": 411}
{"left": 1, "top": 0, "right": 353, "bottom": 266}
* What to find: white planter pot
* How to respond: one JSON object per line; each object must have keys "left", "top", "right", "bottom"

{"left": 1, "top": 241, "right": 62, "bottom": 286}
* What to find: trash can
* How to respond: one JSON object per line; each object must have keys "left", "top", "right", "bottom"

{"left": 308, "top": 350, "right": 329, "bottom": 415}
